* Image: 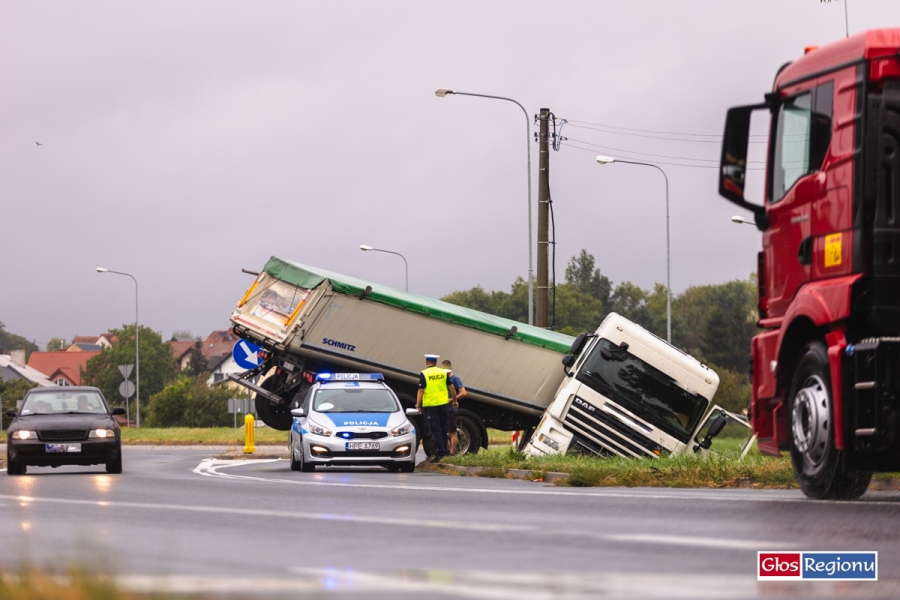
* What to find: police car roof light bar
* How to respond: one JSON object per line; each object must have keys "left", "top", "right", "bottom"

{"left": 315, "top": 372, "right": 385, "bottom": 382}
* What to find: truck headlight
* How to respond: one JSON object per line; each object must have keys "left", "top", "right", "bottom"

{"left": 89, "top": 429, "right": 116, "bottom": 439}
{"left": 539, "top": 433, "right": 560, "bottom": 451}
{"left": 391, "top": 422, "right": 412, "bottom": 437}
{"left": 308, "top": 420, "right": 332, "bottom": 437}
{"left": 11, "top": 430, "right": 38, "bottom": 440}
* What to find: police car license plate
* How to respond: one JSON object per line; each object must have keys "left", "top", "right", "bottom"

{"left": 346, "top": 442, "right": 379, "bottom": 451}
{"left": 46, "top": 443, "right": 81, "bottom": 453}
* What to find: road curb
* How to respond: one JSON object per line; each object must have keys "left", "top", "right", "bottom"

{"left": 424, "top": 462, "right": 570, "bottom": 483}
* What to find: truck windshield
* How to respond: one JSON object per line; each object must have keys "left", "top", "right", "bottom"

{"left": 575, "top": 339, "right": 708, "bottom": 443}
{"left": 314, "top": 388, "right": 398, "bottom": 413}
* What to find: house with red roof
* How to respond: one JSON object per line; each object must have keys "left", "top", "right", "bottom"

{"left": 27, "top": 350, "right": 100, "bottom": 386}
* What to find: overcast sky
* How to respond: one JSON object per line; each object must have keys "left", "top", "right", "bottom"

{"left": 1, "top": 1, "right": 897, "bottom": 347}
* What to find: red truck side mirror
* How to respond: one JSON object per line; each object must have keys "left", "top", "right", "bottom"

{"left": 719, "top": 103, "right": 770, "bottom": 230}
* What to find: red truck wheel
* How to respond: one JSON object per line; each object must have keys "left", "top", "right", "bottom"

{"left": 788, "top": 341, "right": 871, "bottom": 500}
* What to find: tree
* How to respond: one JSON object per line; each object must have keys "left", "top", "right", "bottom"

{"left": 81, "top": 324, "right": 178, "bottom": 411}
{"left": 708, "top": 363, "right": 752, "bottom": 414}
{"left": 185, "top": 341, "right": 209, "bottom": 377}
{"left": 565, "top": 249, "right": 612, "bottom": 305}
{"left": 0, "top": 321, "right": 38, "bottom": 361}
{"left": 553, "top": 283, "right": 604, "bottom": 336}
{"left": 170, "top": 329, "right": 196, "bottom": 340}
{"left": 0, "top": 378, "right": 37, "bottom": 421}
{"left": 145, "top": 375, "right": 245, "bottom": 428}
{"left": 46, "top": 337, "right": 68, "bottom": 352}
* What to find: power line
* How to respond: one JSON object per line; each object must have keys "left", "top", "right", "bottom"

{"left": 561, "top": 141, "right": 765, "bottom": 170}
{"left": 565, "top": 122, "right": 768, "bottom": 144}
{"left": 564, "top": 136, "right": 765, "bottom": 164}
{"left": 565, "top": 118, "right": 768, "bottom": 139}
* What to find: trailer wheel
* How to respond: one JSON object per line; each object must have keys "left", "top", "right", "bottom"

{"left": 788, "top": 341, "right": 872, "bottom": 500}
{"left": 254, "top": 377, "right": 292, "bottom": 431}
{"left": 455, "top": 415, "right": 482, "bottom": 455}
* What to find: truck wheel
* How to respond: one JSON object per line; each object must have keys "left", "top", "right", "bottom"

{"left": 455, "top": 415, "right": 482, "bottom": 455}
{"left": 788, "top": 341, "right": 872, "bottom": 500}
{"left": 255, "top": 377, "right": 292, "bottom": 431}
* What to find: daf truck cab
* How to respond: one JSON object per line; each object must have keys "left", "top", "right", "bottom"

{"left": 525, "top": 313, "right": 754, "bottom": 459}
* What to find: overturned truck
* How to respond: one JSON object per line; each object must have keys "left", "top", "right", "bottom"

{"left": 229, "top": 257, "right": 575, "bottom": 453}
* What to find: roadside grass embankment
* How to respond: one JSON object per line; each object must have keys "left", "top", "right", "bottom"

{"left": 433, "top": 441, "right": 802, "bottom": 489}
{"left": 118, "top": 426, "right": 287, "bottom": 446}
{"left": 0, "top": 566, "right": 178, "bottom": 600}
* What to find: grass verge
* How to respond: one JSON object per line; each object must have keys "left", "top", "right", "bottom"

{"left": 440, "top": 446, "right": 799, "bottom": 489}
{"left": 0, "top": 566, "right": 178, "bottom": 600}
{"left": 119, "top": 426, "right": 286, "bottom": 446}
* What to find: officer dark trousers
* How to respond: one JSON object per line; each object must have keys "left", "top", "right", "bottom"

{"left": 424, "top": 405, "right": 449, "bottom": 456}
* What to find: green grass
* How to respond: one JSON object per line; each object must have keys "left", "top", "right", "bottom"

{"left": 487, "top": 428, "right": 514, "bottom": 445}
{"left": 441, "top": 443, "right": 800, "bottom": 488}
{"left": 119, "top": 426, "right": 287, "bottom": 446}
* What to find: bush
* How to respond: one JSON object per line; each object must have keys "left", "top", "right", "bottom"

{"left": 145, "top": 375, "right": 244, "bottom": 427}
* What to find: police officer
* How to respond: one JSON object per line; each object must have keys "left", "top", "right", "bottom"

{"left": 416, "top": 354, "right": 455, "bottom": 461}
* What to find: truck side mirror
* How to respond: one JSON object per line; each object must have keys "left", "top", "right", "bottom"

{"left": 708, "top": 414, "right": 728, "bottom": 438}
{"left": 569, "top": 333, "right": 588, "bottom": 356}
{"left": 111, "top": 407, "right": 126, "bottom": 416}
{"left": 291, "top": 408, "right": 305, "bottom": 417}
{"left": 719, "top": 103, "right": 769, "bottom": 229}
{"left": 561, "top": 354, "right": 575, "bottom": 376}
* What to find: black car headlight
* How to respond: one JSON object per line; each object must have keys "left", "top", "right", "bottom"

{"left": 391, "top": 421, "right": 413, "bottom": 437}
{"left": 11, "top": 430, "right": 38, "bottom": 440}
{"left": 89, "top": 429, "right": 116, "bottom": 439}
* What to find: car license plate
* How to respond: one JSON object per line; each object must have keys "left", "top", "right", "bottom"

{"left": 46, "top": 443, "right": 81, "bottom": 453}
{"left": 346, "top": 442, "right": 379, "bottom": 451}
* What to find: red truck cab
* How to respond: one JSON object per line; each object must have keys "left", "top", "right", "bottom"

{"left": 719, "top": 29, "right": 900, "bottom": 499}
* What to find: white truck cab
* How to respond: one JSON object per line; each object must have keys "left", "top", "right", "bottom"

{"left": 524, "top": 313, "right": 755, "bottom": 459}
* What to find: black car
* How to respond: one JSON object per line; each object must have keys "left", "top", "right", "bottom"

{"left": 6, "top": 386, "right": 125, "bottom": 475}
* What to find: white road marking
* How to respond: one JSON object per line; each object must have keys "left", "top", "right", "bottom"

{"left": 193, "top": 459, "right": 900, "bottom": 507}
{"left": 114, "top": 569, "right": 900, "bottom": 599}
{"left": 0, "top": 493, "right": 530, "bottom": 533}
{"left": 597, "top": 533, "right": 795, "bottom": 550}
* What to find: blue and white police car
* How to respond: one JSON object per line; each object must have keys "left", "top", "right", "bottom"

{"left": 289, "top": 373, "right": 418, "bottom": 472}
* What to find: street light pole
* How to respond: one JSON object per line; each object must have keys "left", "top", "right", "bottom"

{"left": 359, "top": 245, "right": 409, "bottom": 292}
{"left": 595, "top": 156, "right": 672, "bottom": 344}
{"left": 435, "top": 88, "right": 533, "bottom": 325}
{"left": 96, "top": 267, "right": 140, "bottom": 427}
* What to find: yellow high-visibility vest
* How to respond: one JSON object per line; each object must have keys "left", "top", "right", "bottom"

{"left": 421, "top": 366, "right": 450, "bottom": 407}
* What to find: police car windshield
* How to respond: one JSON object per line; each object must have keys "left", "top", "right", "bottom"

{"left": 313, "top": 388, "right": 399, "bottom": 413}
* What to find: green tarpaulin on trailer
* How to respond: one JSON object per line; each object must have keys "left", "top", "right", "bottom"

{"left": 263, "top": 256, "right": 575, "bottom": 354}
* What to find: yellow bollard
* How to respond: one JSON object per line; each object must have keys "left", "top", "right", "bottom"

{"left": 243, "top": 413, "right": 256, "bottom": 454}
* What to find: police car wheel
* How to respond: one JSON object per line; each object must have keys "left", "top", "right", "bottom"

{"left": 400, "top": 461, "right": 415, "bottom": 473}
{"left": 299, "top": 449, "right": 315, "bottom": 472}
{"left": 385, "top": 464, "right": 401, "bottom": 472}
{"left": 290, "top": 442, "right": 302, "bottom": 471}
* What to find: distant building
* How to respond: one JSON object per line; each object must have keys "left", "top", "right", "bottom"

{"left": 202, "top": 329, "right": 239, "bottom": 361}
{"left": 207, "top": 354, "right": 243, "bottom": 386}
{"left": 27, "top": 350, "right": 101, "bottom": 386}
{"left": 0, "top": 353, "right": 54, "bottom": 386}
{"left": 167, "top": 337, "right": 199, "bottom": 371}
{"left": 67, "top": 334, "right": 116, "bottom": 352}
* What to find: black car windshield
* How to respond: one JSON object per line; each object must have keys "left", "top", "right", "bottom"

{"left": 314, "top": 388, "right": 398, "bottom": 413}
{"left": 576, "top": 339, "right": 708, "bottom": 443}
{"left": 20, "top": 391, "right": 108, "bottom": 416}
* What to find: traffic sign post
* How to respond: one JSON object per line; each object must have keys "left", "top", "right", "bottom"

{"left": 233, "top": 339, "right": 263, "bottom": 370}
{"left": 118, "top": 364, "right": 135, "bottom": 427}
{"left": 228, "top": 397, "right": 256, "bottom": 428}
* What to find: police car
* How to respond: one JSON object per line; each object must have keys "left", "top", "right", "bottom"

{"left": 289, "top": 373, "right": 418, "bottom": 472}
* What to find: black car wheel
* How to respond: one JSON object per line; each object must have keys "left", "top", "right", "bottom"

{"left": 7, "top": 459, "right": 26, "bottom": 476}
{"left": 106, "top": 454, "right": 123, "bottom": 474}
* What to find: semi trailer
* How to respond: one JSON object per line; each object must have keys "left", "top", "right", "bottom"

{"left": 229, "top": 256, "right": 575, "bottom": 454}
{"left": 718, "top": 29, "right": 900, "bottom": 498}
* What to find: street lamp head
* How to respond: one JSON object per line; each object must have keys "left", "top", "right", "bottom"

{"left": 731, "top": 216, "right": 746, "bottom": 224}
{"left": 359, "top": 245, "right": 374, "bottom": 251}
{"left": 434, "top": 88, "right": 455, "bottom": 97}
{"left": 96, "top": 267, "right": 108, "bottom": 273}
{"left": 595, "top": 155, "right": 617, "bottom": 165}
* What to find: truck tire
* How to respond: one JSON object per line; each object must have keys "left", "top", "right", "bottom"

{"left": 455, "top": 414, "right": 482, "bottom": 455}
{"left": 788, "top": 341, "right": 872, "bottom": 500}
{"left": 255, "top": 377, "right": 293, "bottom": 431}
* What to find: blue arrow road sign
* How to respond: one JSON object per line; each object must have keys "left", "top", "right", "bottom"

{"left": 233, "top": 339, "right": 263, "bottom": 370}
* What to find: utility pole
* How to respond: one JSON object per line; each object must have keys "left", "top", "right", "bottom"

{"left": 535, "top": 108, "right": 551, "bottom": 328}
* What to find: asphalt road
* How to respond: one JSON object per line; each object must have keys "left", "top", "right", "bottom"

{"left": 2, "top": 447, "right": 900, "bottom": 599}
